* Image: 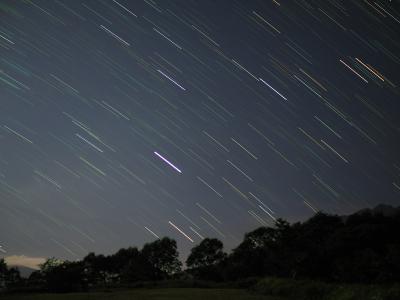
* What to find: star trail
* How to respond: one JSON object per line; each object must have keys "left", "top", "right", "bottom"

{"left": 0, "top": 0, "right": 399, "bottom": 265}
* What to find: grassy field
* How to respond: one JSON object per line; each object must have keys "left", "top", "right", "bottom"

{"left": 1, "top": 288, "right": 285, "bottom": 300}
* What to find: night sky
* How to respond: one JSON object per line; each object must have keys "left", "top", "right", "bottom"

{"left": 1, "top": 0, "right": 399, "bottom": 267}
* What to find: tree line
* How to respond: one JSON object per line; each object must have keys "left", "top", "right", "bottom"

{"left": 1, "top": 206, "right": 399, "bottom": 292}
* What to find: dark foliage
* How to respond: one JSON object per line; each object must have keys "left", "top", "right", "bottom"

{"left": 186, "top": 238, "right": 227, "bottom": 281}
{"left": 38, "top": 258, "right": 87, "bottom": 292}
{"left": 28, "top": 237, "right": 181, "bottom": 292}
{"left": 140, "top": 237, "right": 182, "bottom": 280}
{"left": 2, "top": 205, "right": 399, "bottom": 293}
{"left": 224, "top": 210, "right": 400, "bottom": 283}
{"left": 0, "top": 259, "right": 21, "bottom": 291}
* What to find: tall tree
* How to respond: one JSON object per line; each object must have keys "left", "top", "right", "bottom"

{"left": 0, "top": 259, "right": 7, "bottom": 290}
{"left": 0, "top": 259, "right": 21, "bottom": 290}
{"left": 5, "top": 267, "right": 21, "bottom": 289}
{"left": 227, "top": 226, "right": 279, "bottom": 279}
{"left": 83, "top": 253, "right": 113, "bottom": 285}
{"left": 141, "top": 237, "right": 181, "bottom": 280}
{"left": 111, "top": 247, "right": 143, "bottom": 282}
{"left": 186, "top": 238, "right": 226, "bottom": 280}
{"left": 42, "top": 260, "right": 86, "bottom": 292}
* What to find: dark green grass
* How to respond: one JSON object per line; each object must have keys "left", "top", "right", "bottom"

{"left": 1, "top": 288, "right": 285, "bottom": 300}
{"left": 251, "top": 277, "right": 400, "bottom": 300}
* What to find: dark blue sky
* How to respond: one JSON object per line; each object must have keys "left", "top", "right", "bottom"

{"left": 0, "top": 0, "right": 399, "bottom": 265}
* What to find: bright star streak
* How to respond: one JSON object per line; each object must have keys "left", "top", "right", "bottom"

{"left": 168, "top": 221, "right": 194, "bottom": 243}
{"left": 157, "top": 69, "right": 186, "bottom": 90}
{"left": 259, "top": 78, "right": 288, "bottom": 101}
{"left": 154, "top": 151, "right": 182, "bottom": 173}
{"left": 144, "top": 226, "right": 160, "bottom": 239}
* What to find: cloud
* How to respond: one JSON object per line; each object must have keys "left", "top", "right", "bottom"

{"left": 4, "top": 255, "right": 46, "bottom": 270}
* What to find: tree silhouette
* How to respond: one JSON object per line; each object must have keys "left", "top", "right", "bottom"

{"left": 10, "top": 204, "right": 399, "bottom": 292}
{"left": 28, "top": 270, "right": 45, "bottom": 289}
{"left": 228, "top": 226, "right": 280, "bottom": 279}
{"left": 0, "top": 259, "right": 7, "bottom": 290}
{"left": 186, "top": 238, "right": 226, "bottom": 280}
{"left": 0, "top": 258, "right": 21, "bottom": 290}
{"left": 83, "top": 253, "right": 113, "bottom": 286}
{"left": 38, "top": 258, "right": 86, "bottom": 292}
{"left": 4, "top": 267, "right": 21, "bottom": 289}
{"left": 110, "top": 247, "right": 144, "bottom": 282}
{"left": 141, "top": 237, "right": 182, "bottom": 280}
{"left": 110, "top": 247, "right": 140, "bottom": 274}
